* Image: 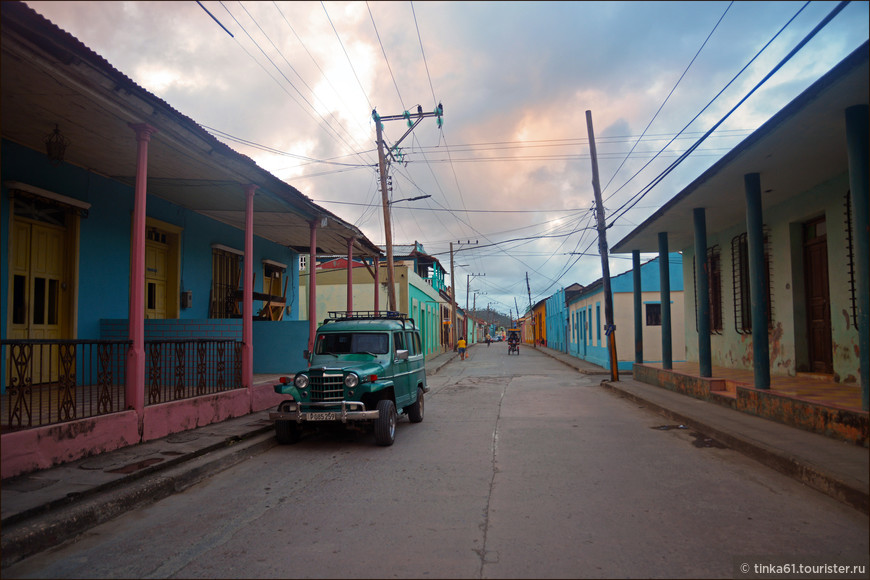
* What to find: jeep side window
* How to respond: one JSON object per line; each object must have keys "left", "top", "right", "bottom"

{"left": 393, "top": 331, "right": 405, "bottom": 353}
{"left": 405, "top": 331, "right": 419, "bottom": 355}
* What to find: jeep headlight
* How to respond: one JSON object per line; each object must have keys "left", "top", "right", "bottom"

{"left": 294, "top": 374, "right": 309, "bottom": 389}
{"left": 344, "top": 373, "right": 360, "bottom": 388}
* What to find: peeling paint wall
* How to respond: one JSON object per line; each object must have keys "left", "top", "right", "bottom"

{"left": 682, "top": 173, "right": 860, "bottom": 383}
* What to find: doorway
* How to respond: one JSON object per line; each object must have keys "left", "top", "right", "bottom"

{"left": 803, "top": 217, "right": 832, "bottom": 374}
{"left": 8, "top": 198, "right": 74, "bottom": 384}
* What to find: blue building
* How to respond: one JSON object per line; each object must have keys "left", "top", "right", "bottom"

{"left": 567, "top": 254, "right": 685, "bottom": 371}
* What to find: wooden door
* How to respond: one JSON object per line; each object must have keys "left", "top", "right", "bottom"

{"left": 8, "top": 219, "right": 67, "bottom": 382}
{"left": 804, "top": 217, "right": 832, "bottom": 373}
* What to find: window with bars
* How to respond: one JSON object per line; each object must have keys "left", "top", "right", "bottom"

{"left": 731, "top": 230, "right": 773, "bottom": 333}
{"left": 694, "top": 246, "right": 723, "bottom": 334}
{"left": 646, "top": 303, "right": 662, "bottom": 326}
{"left": 210, "top": 248, "right": 242, "bottom": 319}
{"left": 845, "top": 192, "right": 858, "bottom": 330}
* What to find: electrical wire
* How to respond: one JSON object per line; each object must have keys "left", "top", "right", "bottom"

{"left": 605, "top": 1, "right": 817, "bottom": 224}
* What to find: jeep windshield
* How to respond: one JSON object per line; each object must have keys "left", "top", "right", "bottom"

{"left": 315, "top": 332, "right": 389, "bottom": 356}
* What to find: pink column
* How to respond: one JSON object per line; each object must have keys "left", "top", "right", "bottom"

{"left": 126, "top": 123, "right": 157, "bottom": 429}
{"left": 308, "top": 220, "right": 318, "bottom": 354}
{"left": 346, "top": 237, "right": 355, "bottom": 314}
{"left": 242, "top": 184, "right": 258, "bottom": 389}
{"left": 374, "top": 255, "right": 380, "bottom": 314}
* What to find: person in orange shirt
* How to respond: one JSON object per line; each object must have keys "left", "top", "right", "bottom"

{"left": 457, "top": 336, "right": 467, "bottom": 360}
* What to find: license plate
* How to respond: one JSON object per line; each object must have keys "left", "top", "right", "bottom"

{"left": 305, "top": 412, "right": 337, "bottom": 421}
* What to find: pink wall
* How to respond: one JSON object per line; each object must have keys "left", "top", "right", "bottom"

{"left": 1, "top": 411, "right": 140, "bottom": 479}
{"left": 1, "top": 384, "right": 287, "bottom": 480}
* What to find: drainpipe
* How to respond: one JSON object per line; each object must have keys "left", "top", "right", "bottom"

{"left": 658, "top": 232, "right": 672, "bottom": 370}
{"left": 845, "top": 105, "right": 869, "bottom": 411}
{"left": 126, "top": 123, "right": 156, "bottom": 434}
{"left": 694, "top": 209, "right": 712, "bottom": 378}
{"left": 242, "top": 184, "right": 257, "bottom": 391}
{"left": 745, "top": 173, "right": 770, "bottom": 390}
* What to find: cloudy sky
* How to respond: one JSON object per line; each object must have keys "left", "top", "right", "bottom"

{"left": 26, "top": 1, "right": 870, "bottom": 318}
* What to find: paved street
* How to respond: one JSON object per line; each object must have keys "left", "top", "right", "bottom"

{"left": 5, "top": 344, "right": 868, "bottom": 579}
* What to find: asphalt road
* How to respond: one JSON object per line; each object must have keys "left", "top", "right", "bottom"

{"left": 5, "top": 344, "right": 868, "bottom": 579}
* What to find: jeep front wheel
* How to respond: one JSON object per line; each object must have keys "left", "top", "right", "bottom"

{"left": 275, "top": 420, "right": 301, "bottom": 444}
{"left": 407, "top": 387, "right": 424, "bottom": 423}
{"left": 374, "top": 399, "right": 397, "bottom": 446}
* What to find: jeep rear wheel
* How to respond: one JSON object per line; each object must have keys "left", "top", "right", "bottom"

{"left": 275, "top": 420, "right": 301, "bottom": 444}
{"left": 374, "top": 399, "right": 397, "bottom": 446}
{"left": 407, "top": 387, "right": 424, "bottom": 423}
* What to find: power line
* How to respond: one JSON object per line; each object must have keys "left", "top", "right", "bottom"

{"left": 602, "top": 1, "right": 734, "bottom": 197}
{"left": 321, "top": 1, "right": 373, "bottom": 112}
{"left": 604, "top": 1, "right": 815, "bottom": 223}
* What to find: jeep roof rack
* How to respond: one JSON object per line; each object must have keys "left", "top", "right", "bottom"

{"left": 324, "top": 311, "right": 417, "bottom": 329}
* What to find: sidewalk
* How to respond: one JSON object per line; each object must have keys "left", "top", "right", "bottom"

{"left": 0, "top": 350, "right": 458, "bottom": 568}
{"left": 532, "top": 344, "right": 869, "bottom": 516}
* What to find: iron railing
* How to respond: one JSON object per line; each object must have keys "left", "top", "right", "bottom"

{"left": 2, "top": 339, "right": 130, "bottom": 432}
{"left": 2, "top": 338, "right": 243, "bottom": 432}
{"left": 146, "top": 339, "right": 242, "bottom": 405}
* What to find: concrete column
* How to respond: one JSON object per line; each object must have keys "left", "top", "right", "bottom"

{"left": 632, "top": 250, "right": 643, "bottom": 364}
{"left": 126, "top": 123, "right": 156, "bottom": 430}
{"left": 242, "top": 184, "right": 257, "bottom": 390}
{"left": 694, "top": 208, "right": 712, "bottom": 378}
{"left": 845, "top": 105, "right": 869, "bottom": 410}
{"left": 346, "top": 237, "right": 355, "bottom": 314}
{"left": 745, "top": 172, "right": 770, "bottom": 390}
{"left": 308, "top": 220, "right": 318, "bottom": 354}
{"left": 658, "top": 232, "right": 672, "bottom": 370}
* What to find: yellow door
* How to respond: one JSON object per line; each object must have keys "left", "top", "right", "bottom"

{"left": 145, "top": 242, "right": 168, "bottom": 319}
{"left": 8, "top": 219, "right": 67, "bottom": 383}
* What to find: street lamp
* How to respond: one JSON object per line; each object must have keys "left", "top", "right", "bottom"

{"left": 389, "top": 195, "right": 431, "bottom": 205}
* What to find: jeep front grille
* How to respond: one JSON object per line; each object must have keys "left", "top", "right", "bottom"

{"left": 310, "top": 373, "right": 344, "bottom": 402}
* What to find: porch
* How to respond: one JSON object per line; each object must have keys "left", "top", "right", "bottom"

{"left": 634, "top": 362, "right": 868, "bottom": 447}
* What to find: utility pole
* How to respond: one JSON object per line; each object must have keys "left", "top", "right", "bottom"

{"left": 466, "top": 273, "right": 485, "bottom": 311}
{"left": 373, "top": 104, "right": 443, "bottom": 312}
{"left": 449, "top": 240, "right": 477, "bottom": 350}
{"left": 450, "top": 241, "right": 456, "bottom": 350}
{"left": 586, "top": 110, "right": 618, "bottom": 382}
{"left": 526, "top": 272, "right": 534, "bottom": 342}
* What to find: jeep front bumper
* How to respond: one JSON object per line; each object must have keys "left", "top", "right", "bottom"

{"left": 269, "top": 401, "right": 379, "bottom": 423}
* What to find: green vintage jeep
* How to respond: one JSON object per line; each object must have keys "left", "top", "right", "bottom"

{"left": 270, "top": 311, "right": 428, "bottom": 446}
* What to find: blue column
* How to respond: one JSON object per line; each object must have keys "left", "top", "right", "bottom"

{"left": 658, "top": 232, "right": 672, "bottom": 369}
{"left": 845, "top": 105, "right": 869, "bottom": 411}
{"left": 633, "top": 250, "right": 643, "bottom": 364}
{"left": 693, "top": 208, "right": 712, "bottom": 377}
{"left": 745, "top": 173, "right": 770, "bottom": 390}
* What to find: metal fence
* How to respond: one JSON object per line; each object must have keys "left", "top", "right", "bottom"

{"left": 2, "top": 338, "right": 243, "bottom": 432}
{"left": 1, "top": 339, "right": 130, "bottom": 432}
{"left": 146, "top": 339, "right": 243, "bottom": 405}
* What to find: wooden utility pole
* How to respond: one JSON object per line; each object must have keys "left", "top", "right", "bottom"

{"left": 373, "top": 105, "right": 443, "bottom": 312}
{"left": 450, "top": 241, "right": 456, "bottom": 350}
{"left": 375, "top": 118, "right": 395, "bottom": 311}
{"left": 586, "top": 110, "right": 619, "bottom": 381}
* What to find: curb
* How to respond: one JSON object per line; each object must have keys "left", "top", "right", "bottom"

{"left": 0, "top": 429, "right": 277, "bottom": 569}
{"left": 600, "top": 381, "right": 869, "bottom": 515}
